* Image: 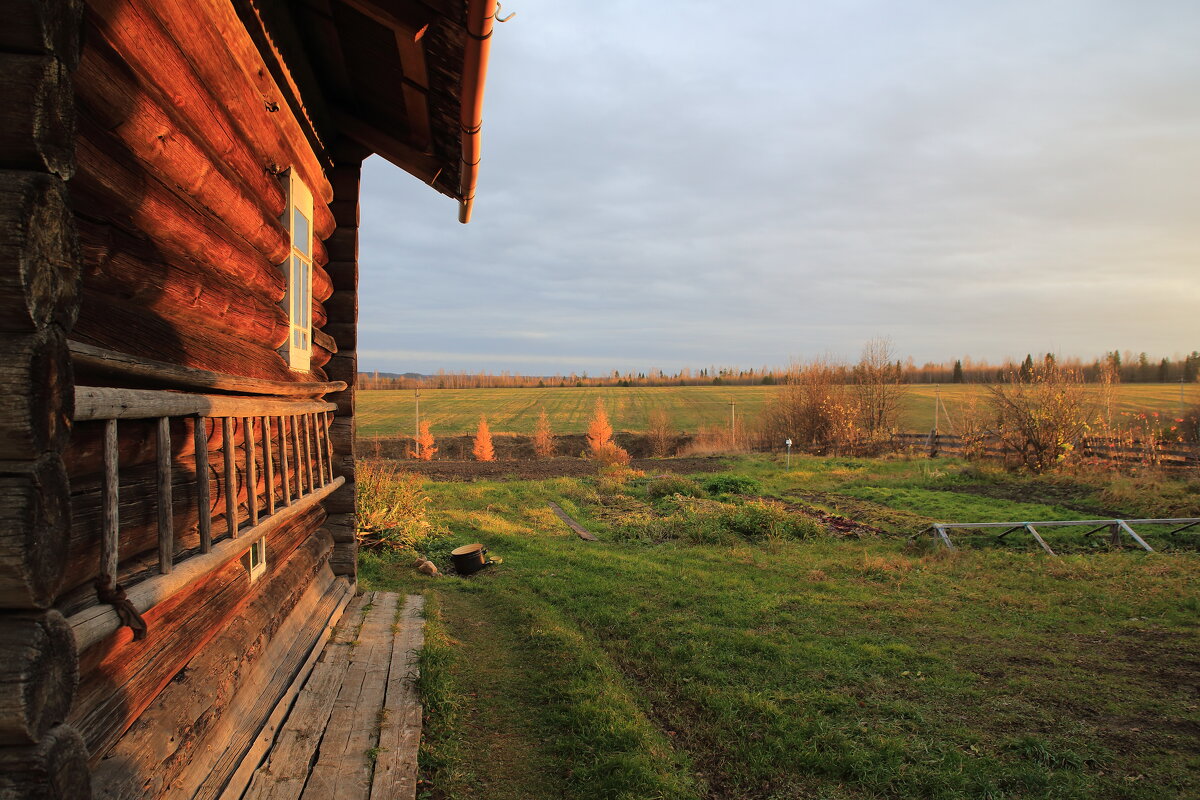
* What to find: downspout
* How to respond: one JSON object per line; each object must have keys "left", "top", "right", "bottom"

{"left": 458, "top": 0, "right": 498, "bottom": 223}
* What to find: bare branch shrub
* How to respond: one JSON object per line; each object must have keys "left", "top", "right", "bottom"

{"left": 987, "top": 363, "right": 1094, "bottom": 472}
{"left": 852, "top": 336, "right": 907, "bottom": 441}
{"left": 646, "top": 409, "right": 675, "bottom": 457}
{"left": 758, "top": 360, "right": 853, "bottom": 453}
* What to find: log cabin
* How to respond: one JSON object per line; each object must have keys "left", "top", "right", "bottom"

{"left": 0, "top": 0, "right": 497, "bottom": 796}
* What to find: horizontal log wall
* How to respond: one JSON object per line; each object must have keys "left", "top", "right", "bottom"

{"left": 0, "top": 0, "right": 90, "bottom": 795}
{"left": 68, "top": 504, "right": 327, "bottom": 762}
{"left": 71, "top": 5, "right": 334, "bottom": 384}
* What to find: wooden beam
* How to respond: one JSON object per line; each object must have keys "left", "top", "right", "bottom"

{"left": 70, "top": 342, "right": 346, "bottom": 398}
{"left": 333, "top": 110, "right": 441, "bottom": 185}
{"left": 223, "top": 418, "right": 239, "bottom": 539}
{"left": 195, "top": 418, "right": 212, "bottom": 553}
{"left": 74, "top": 386, "right": 337, "bottom": 422}
{"left": 156, "top": 417, "right": 173, "bottom": 574}
{"left": 339, "top": 0, "right": 430, "bottom": 41}
{"left": 68, "top": 477, "right": 345, "bottom": 653}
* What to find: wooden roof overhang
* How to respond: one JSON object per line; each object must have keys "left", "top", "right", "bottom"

{"left": 241, "top": 0, "right": 497, "bottom": 222}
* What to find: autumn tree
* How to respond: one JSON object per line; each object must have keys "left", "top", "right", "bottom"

{"left": 586, "top": 398, "right": 614, "bottom": 454}
{"left": 646, "top": 409, "right": 675, "bottom": 457}
{"left": 413, "top": 420, "right": 436, "bottom": 461}
{"left": 852, "top": 337, "right": 907, "bottom": 438}
{"left": 472, "top": 416, "right": 495, "bottom": 462}
{"left": 532, "top": 408, "right": 555, "bottom": 458}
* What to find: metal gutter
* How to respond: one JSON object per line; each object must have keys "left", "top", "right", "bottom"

{"left": 457, "top": 0, "right": 498, "bottom": 223}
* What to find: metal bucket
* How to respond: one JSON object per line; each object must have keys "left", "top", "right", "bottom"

{"left": 450, "top": 543, "right": 488, "bottom": 575}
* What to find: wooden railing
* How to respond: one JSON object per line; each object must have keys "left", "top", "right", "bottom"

{"left": 69, "top": 387, "right": 344, "bottom": 651}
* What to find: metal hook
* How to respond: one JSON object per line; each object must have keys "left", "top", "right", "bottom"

{"left": 495, "top": 2, "right": 515, "bottom": 22}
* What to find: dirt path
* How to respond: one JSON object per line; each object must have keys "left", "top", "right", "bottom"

{"left": 433, "top": 591, "right": 565, "bottom": 800}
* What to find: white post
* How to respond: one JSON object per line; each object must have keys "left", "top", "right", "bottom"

{"left": 785, "top": 438, "right": 792, "bottom": 469}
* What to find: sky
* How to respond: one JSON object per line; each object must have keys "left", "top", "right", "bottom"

{"left": 357, "top": 0, "right": 1200, "bottom": 375}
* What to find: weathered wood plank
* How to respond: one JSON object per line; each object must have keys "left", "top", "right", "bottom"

{"left": 100, "top": 419, "right": 118, "bottom": 580}
{"left": 195, "top": 417, "right": 212, "bottom": 553}
{"left": 263, "top": 416, "right": 276, "bottom": 516}
{"left": 299, "top": 592, "right": 399, "bottom": 800}
{"left": 279, "top": 417, "right": 292, "bottom": 507}
{"left": 369, "top": 594, "right": 425, "bottom": 800}
{"left": 74, "top": 386, "right": 336, "bottom": 422}
{"left": 156, "top": 416, "right": 173, "bottom": 573}
{"left": 245, "top": 417, "right": 259, "bottom": 527}
{"left": 239, "top": 592, "right": 371, "bottom": 800}
{"left": 549, "top": 502, "right": 598, "bottom": 541}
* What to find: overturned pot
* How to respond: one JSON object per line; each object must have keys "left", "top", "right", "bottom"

{"left": 450, "top": 543, "right": 489, "bottom": 575}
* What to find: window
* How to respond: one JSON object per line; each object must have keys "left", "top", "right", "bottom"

{"left": 244, "top": 537, "right": 267, "bottom": 582}
{"left": 281, "top": 170, "right": 314, "bottom": 371}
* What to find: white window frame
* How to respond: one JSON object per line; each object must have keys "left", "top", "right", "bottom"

{"left": 244, "top": 537, "right": 267, "bottom": 582}
{"left": 281, "top": 169, "right": 314, "bottom": 372}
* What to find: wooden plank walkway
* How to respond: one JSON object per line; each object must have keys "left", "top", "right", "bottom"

{"left": 232, "top": 591, "right": 426, "bottom": 800}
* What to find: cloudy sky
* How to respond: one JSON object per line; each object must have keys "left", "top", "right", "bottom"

{"left": 357, "top": 0, "right": 1200, "bottom": 375}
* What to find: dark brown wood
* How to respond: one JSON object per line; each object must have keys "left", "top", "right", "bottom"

{"left": 245, "top": 417, "right": 259, "bottom": 527}
{"left": 73, "top": 116, "right": 284, "bottom": 299}
{"left": 156, "top": 416, "right": 173, "bottom": 573}
{"left": 70, "top": 506, "right": 326, "bottom": 763}
{"left": 0, "top": 0, "right": 83, "bottom": 69}
{"left": 83, "top": 0, "right": 288, "bottom": 216}
{"left": 291, "top": 415, "right": 303, "bottom": 498}
{"left": 0, "top": 455, "right": 70, "bottom": 610}
{"left": 0, "top": 327, "right": 72, "bottom": 461}
{"left": 75, "top": 216, "right": 288, "bottom": 346}
{"left": 137, "top": 0, "right": 334, "bottom": 202}
{"left": 334, "top": 110, "right": 441, "bottom": 184}
{"left": 312, "top": 327, "right": 339, "bottom": 356}
{"left": 0, "top": 54, "right": 75, "bottom": 178}
{"left": 0, "top": 171, "right": 80, "bottom": 333}
{"left": 224, "top": 417, "right": 239, "bottom": 538}
{"left": 263, "top": 416, "right": 276, "bottom": 516}
{"left": 101, "top": 419, "right": 118, "bottom": 581}
{"left": 71, "top": 341, "right": 346, "bottom": 398}
{"left": 194, "top": 417, "right": 212, "bottom": 553}
{"left": 0, "top": 610, "right": 77, "bottom": 746}
{"left": 75, "top": 37, "right": 291, "bottom": 264}
{"left": 302, "top": 414, "right": 315, "bottom": 494}
{"left": 279, "top": 417, "right": 292, "bottom": 506}
{"left": 0, "top": 723, "right": 91, "bottom": 800}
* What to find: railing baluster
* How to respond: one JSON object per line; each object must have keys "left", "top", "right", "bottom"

{"left": 291, "top": 414, "right": 303, "bottom": 497}
{"left": 324, "top": 412, "right": 335, "bottom": 482}
{"left": 101, "top": 418, "right": 120, "bottom": 585}
{"left": 263, "top": 415, "right": 275, "bottom": 516}
{"left": 313, "top": 411, "right": 326, "bottom": 487}
{"left": 302, "top": 414, "right": 314, "bottom": 494}
{"left": 279, "top": 415, "right": 292, "bottom": 506}
{"left": 223, "top": 417, "right": 239, "bottom": 537}
{"left": 156, "top": 417, "right": 173, "bottom": 574}
{"left": 245, "top": 416, "right": 259, "bottom": 526}
{"left": 194, "top": 416, "right": 211, "bottom": 553}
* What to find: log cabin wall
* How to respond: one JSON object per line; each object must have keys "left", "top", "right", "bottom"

{"left": 45, "top": 0, "right": 360, "bottom": 795}
{"left": 0, "top": 0, "right": 93, "bottom": 797}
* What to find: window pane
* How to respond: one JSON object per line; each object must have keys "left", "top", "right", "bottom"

{"left": 293, "top": 208, "right": 310, "bottom": 257}
{"left": 301, "top": 264, "right": 310, "bottom": 331}
{"left": 292, "top": 256, "right": 303, "bottom": 322}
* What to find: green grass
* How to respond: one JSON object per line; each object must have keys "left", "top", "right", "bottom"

{"left": 360, "top": 456, "right": 1200, "bottom": 800}
{"left": 357, "top": 384, "right": 1200, "bottom": 437}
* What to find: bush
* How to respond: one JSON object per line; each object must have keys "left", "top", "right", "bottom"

{"left": 592, "top": 441, "right": 631, "bottom": 467}
{"left": 722, "top": 501, "right": 822, "bottom": 541}
{"left": 646, "top": 476, "right": 702, "bottom": 500}
{"left": 356, "top": 459, "right": 446, "bottom": 551}
{"left": 702, "top": 474, "right": 762, "bottom": 496}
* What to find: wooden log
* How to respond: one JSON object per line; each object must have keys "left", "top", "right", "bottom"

{"left": 70, "top": 341, "right": 344, "bottom": 399}
{"left": 0, "top": 54, "right": 75, "bottom": 178}
{"left": 0, "top": 724, "right": 91, "bottom": 800}
{"left": 279, "top": 417, "right": 292, "bottom": 506}
{"left": 291, "top": 416, "right": 304, "bottom": 498}
{"left": 70, "top": 506, "right": 327, "bottom": 762}
{"left": 156, "top": 417, "right": 173, "bottom": 573}
{"left": 91, "top": 537, "right": 340, "bottom": 799}
{"left": 324, "top": 289, "right": 356, "bottom": 323}
{"left": 0, "top": 610, "right": 77, "bottom": 746}
{"left": 311, "top": 340, "right": 333, "bottom": 370}
{"left": 73, "top": 115, "right": 284, "bottom": 298}
{"left": 223, "top": 418, "right": 239, "bottom": 538}
{"left": 71, "top": 292, "right": 300, "bottom": 384}
{"left": 245, "top": 417, "right": 259, "bottom": 527}
{"left": 101, "top": 419, "right": 118, "bottom": 581}
{"left": 312, "top": 261, "right": 334, "bottom": 302}
{"left": 195, "top": 418, "right": 211, "bottom": 553}
{"left": 0, "top": 455, "right": 69, "bottom": 609}
{"left": 74, "top": 386, "right": 335, "bottom": 422}
{"left": 0, "top": 171, "right": 80, "bottom": 333}
{"left": 302, "top": 415, "right": 315, "bottom": 494}
{"left": 0, "top": 0, "right": 83, "bottom": 69}
{"left": 75, "top": 36, "right": 291, "bottom": 264}
{"left": 263, "top": 416, "right": 275, "bottom": 516}
{"left": 82, "top": 0, "right": 287, "bottom": 215}
{"left": 0, "top": 328, "right": 70, "bottom": 461}
{"left": 75, "top": 216, "right": 287, "bottom": 345}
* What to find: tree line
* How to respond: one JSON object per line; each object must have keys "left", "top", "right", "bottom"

{"left": 358, "top": 349, "right": 1200, "bottom": 390}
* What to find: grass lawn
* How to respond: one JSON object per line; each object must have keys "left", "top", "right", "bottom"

{"left": 356, "top": 384, "right": 1200, "bottom": 438}
{"left": 359, "top": 456, "right": 1200, "bottom": 800}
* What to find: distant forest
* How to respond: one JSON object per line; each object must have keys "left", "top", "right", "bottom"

{"left": 359, "top": 350, "right": 1200, "bottom": 390}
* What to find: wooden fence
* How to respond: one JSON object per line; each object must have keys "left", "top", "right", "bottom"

{"left": 892, "top": 431, "right": 1199, "bottom": 467}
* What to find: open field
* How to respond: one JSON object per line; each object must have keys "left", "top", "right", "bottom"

{"left": 359, "top": 456, "right": 1200, "bottom": 800}
{"left": 357, "top": 383, "right": 1200, "bottom": 438}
